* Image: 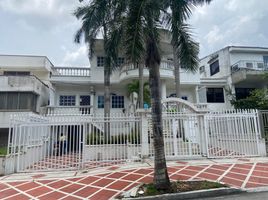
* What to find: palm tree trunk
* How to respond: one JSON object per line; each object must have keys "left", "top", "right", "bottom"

{"left": 138, "top": 63, "right": 144, "bottom": 108}
{"left": 104, "top": 66, "right": 110, "bottom": 136}
{"left": 173, "top": 45, "right": 181, "bottom": 98}
{"left": 149, "top": 62, "right": 170, "bottom": 190}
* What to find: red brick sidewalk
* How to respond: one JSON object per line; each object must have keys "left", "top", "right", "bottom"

{"left": 1, "top": 160, "right": 268, "bottom": 200}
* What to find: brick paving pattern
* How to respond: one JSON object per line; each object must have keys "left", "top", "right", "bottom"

{"left": 1, "top": 160, "right": 268, "bottom": 199}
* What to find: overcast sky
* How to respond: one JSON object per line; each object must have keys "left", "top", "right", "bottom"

{"left": 1, "top": 0, "right": 268, "bottom": 67}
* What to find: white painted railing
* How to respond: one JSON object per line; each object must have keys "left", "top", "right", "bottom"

{"left": 120, "top": 60, "right": 174, "bottom": 73}
{"left": 231, "top": 60, "right": 268, "bottom": 73}
{"left": 42, "top": 106, "right": 93, "bottom": 116}
{"left": 52, "top": 67, "right": 91, "bottom": 77}
{"left": 5, "top": 109, "right": 266, "bottom": 174}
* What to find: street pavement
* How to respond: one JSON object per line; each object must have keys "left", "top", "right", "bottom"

{"left": 1, "top": 157, "right": 268, "bottom": 199}
{"left": 196, "top": 191, "right": 268, "bottom": 200}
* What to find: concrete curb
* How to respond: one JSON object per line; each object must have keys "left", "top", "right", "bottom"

{"left": 245, "top": 186, "right": 268, "bottom": 193}
{"left": 122, "top": 187, "right": 244, "bottom": 200}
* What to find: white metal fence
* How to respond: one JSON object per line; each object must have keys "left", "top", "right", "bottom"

{"left": 205, "top": 110, "right": 263, "bottom": 158}
{"left": 6, "top": 113, "right": 141, "bottom": 173}
{"left": 148, "top": 113, "right": 205, "bottom": 159}
{"left": 5, "top": 109, "right": 266, "bottom": 174}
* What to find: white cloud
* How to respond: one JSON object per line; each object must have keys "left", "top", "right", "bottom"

{"left": 62, "top": 45, "right": 89, "bottom": 67}
{"left": 204, "top": 26, "right": 224, "bottom": 45}
{"left": 0, "top": 0, "right": 73, "bottom": 16}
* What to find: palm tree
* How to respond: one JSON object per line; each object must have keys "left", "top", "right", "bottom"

{"left": 164, "top": 0, "right": 212, "bottom": 97}
{"left": 74, "top": 0, "right": 124, "bottom": 118}
{"left": 123, "top": 0, "right": 171, "bottom": 190}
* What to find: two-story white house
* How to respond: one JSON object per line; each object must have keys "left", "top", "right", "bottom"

{"left": 198, "top": 46, "right": 268, "bottom": 111}
{"left": 1, "top": 45, "right": 268, "bottom": 147}
{"left": 47, "top": 33, "right": 201, "bottom": 116}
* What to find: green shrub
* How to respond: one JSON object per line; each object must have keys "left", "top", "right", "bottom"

{"left": 231, "top": 89, "right": 268, "bottom": 110}
{"left": 87, "top": 130, "right": 141, "bottom": 145}
{"left": 0, "top": 146, "right": 7, "bottom": 155}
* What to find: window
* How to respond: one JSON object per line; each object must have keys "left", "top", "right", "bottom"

{"left": 97, "top": 96, "right": 104, "bottom": 108}
{"left": 206, "top": 88, "right": 224, "bottom": 103}
{"left": 210, "top": 60, "right": 220, "bottom": 76}
{"left": 97, "top": 57, "right": 105, "bottom": 67}
{"left": 112, "top": 95, "right": 124, "bottom": 108}
{"left": 235, "top": 88, "right": 255, "bottom": 100}
{"left": 59, "top": 95, "right": 76, "bottom": 106}
{"left": 117, "top": 57, "right": 125, "bottom": 66}
{"left": 263, "top": 56, "right": 268, "bottom": 64}
{"left": 3, "top": 71, "right": 30, "bottom": 76}
{"left": 246, "top": 62, "right": 253, "bottom": 68}
{"left": 0, "top": 92, "right": 37, "bottom": 111}
{"left": 257, "top": 63, "right": 264, "bottom": 69}
{"left": 80, "top": 95, "right": 91, "bottom": 106}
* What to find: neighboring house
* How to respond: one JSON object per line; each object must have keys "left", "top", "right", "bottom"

{"left": 0, "top": 55, "right": 53, "bottom": 145}
{"left": 198, "top": 46, "right": 268, "bottom": 111}
{"left": 1, "top": 46, "right": 268, "bottom": 143}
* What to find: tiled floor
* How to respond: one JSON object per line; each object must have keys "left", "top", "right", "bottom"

{"left": 1, "top": 159, "right": 268, "bottom": 199}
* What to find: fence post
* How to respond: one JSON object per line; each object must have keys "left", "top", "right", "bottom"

{"left": 256, "top": 110, "right": 267, "bottom": 156}
{"left": 197, "top": 113, "right": 207, "bottom": 157}
{"left": 136, "top": 109, "right": 150, "bottom": 159}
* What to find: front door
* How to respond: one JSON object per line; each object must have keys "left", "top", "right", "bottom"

{"left": 80, "top": 95, "right": 91, "bottom": 114}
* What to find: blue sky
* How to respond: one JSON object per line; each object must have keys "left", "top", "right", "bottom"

{"left": 1, "top": 0, "right": 268, "bottom": 66}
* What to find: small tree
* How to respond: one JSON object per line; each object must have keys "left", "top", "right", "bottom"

{"left": 127, "top": 80, "right": 150, "bottom": 108}
{"left": 231, "top": 89, "right": 268, "bottom": 110}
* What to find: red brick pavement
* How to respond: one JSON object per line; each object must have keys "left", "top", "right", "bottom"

{"left": 1, "top": 161, "right": 268, "bottom": 199}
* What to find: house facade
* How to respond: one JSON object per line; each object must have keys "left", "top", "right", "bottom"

{"left": 0, "top": 45, "right": 268, "bottom": 144}
{"left": 198, "top": 46, "right": 268, "bottom": 111}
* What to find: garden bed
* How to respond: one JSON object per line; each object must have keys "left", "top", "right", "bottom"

{"left": 137, "top": 181, "right": 226, "bottom": 197}
{"left": 117, "top": 180, "right": 242, "bottom": 200}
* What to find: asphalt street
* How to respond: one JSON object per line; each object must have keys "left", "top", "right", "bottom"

{"left": 195, "top": 192, "right": 268, "bottom": 200}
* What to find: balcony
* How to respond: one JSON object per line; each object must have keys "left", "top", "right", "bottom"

{"left": 50, "top": 67, "right": 91, "bottom": 83}
{"left": 231, "top": 60, "right": 268, "bottom": 85}
{"left": 41, "top": 106, "right": 93, "bottom": 116}
{"left": 119, "top": 61, "right": 200, "bottom": 84}
{"left": 0, "top": 75, "right": 48, "bottom": 95}
{"left": 231, "top": 60, "right": 268, "bottom": 73}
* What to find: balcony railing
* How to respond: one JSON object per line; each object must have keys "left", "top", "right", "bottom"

{"left": 41, "top": 106, "right": 93, "bottom": 116}
{"left": 231, "top": 60, "right": 268, "bottom": 73}
{"left": 120, "top": 60, "right": 174, "bottom": 74}
{"left": 52, "top": 67, "right": 91, "bottom": 77}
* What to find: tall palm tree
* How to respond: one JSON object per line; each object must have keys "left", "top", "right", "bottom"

{"left": 164, "top": 0, "right": 212, "bottom": 97}
{"left": 74, "top": 0, "right": 125, "bottom": 136}
{"left": 123, "top": 0, "right": 171, "bottom": 190}
{"left": 74, "top": 0, "right": 124, "bottom": 118}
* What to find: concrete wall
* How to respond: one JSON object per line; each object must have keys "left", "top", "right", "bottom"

{"left": 200, "top": 47, "right": 231, "bottom": 79}
{"left": 0, "top": 55, "right": 53, "bottom": 72}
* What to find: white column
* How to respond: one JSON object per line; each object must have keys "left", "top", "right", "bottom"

{"left": 195, "top": 86, "right": 199, "bottom": 103}
{"left": 90, "top": 86, "right": 95, "bottom": 113}
{"left": 161, "top": 80, "right": 167, "bottom": 99}
{"left": 49, "top": 88, "right": 55, "bottom": 106}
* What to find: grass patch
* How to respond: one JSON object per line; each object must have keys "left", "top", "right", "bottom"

{"left": 0, "top": 146, "right": 7, "bottom": 155}
{"left": 139, "top": 181, "right": 226, "bottom": 197}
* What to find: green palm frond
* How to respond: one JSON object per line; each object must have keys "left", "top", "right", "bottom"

{"left": 176, "top": 23, "right": 199, "bottom": 72}
{"left": 124, "top": 0, "right": 146, "bottom": 64}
